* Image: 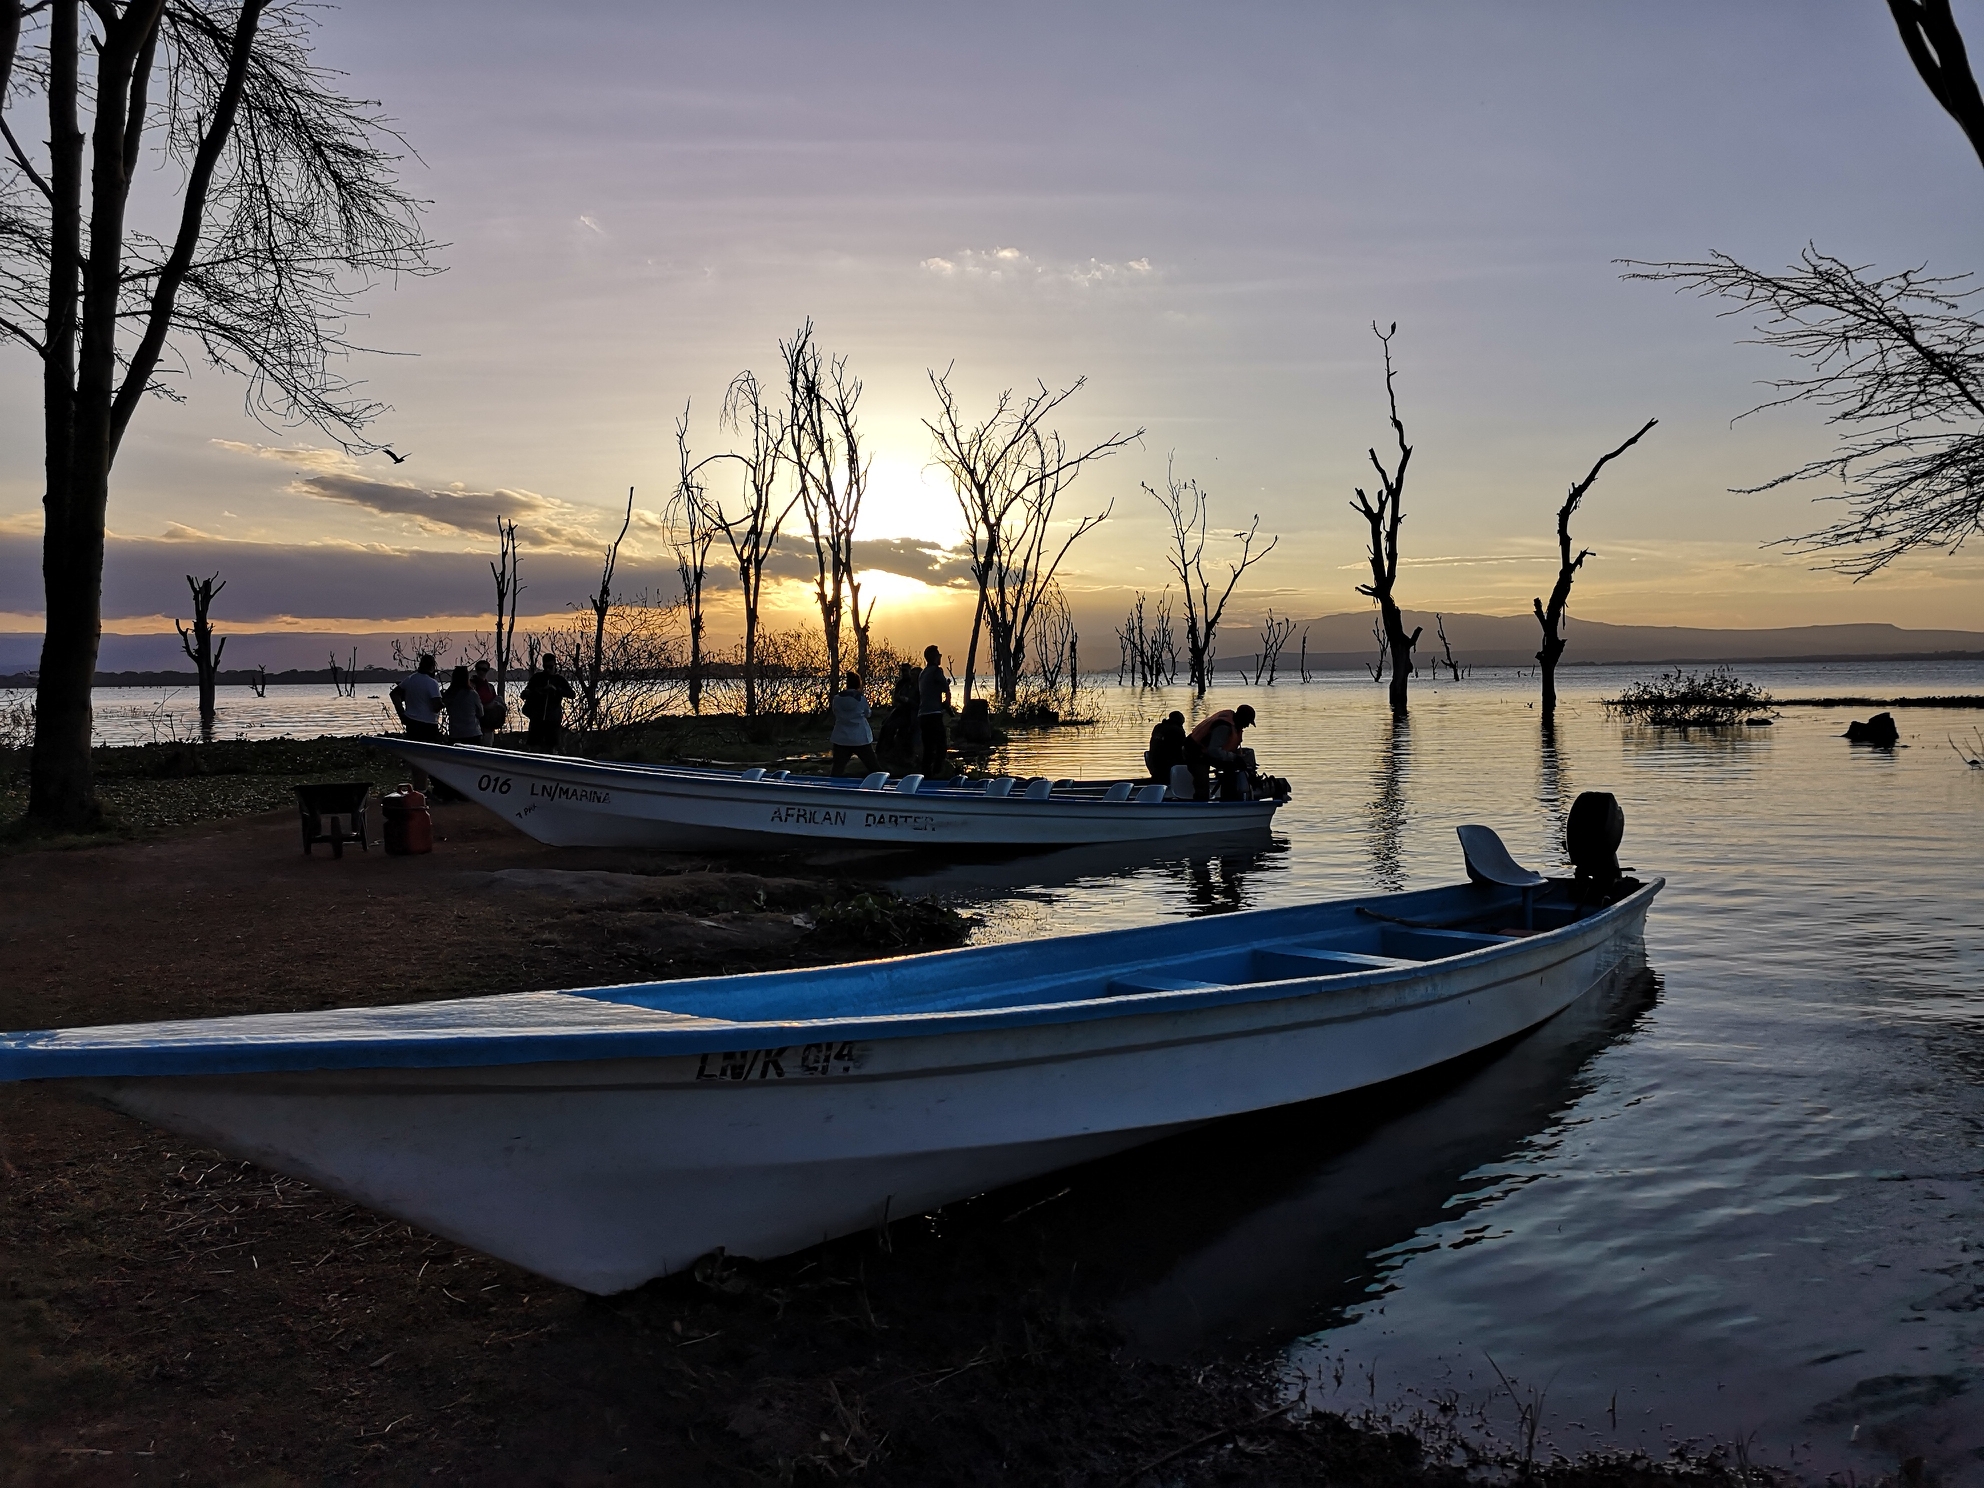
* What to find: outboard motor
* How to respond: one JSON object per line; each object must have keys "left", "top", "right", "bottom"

{"left": 1565, "top": 791, "right": 1625, "bottom": 882}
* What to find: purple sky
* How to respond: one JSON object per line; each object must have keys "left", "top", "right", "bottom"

{"left": 3, "top": 0, "right": 1982, "bottom": 656}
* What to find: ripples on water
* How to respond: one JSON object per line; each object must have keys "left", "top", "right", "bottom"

{"left": 34, "top": 663, "right": 1984, "bottom": 1479}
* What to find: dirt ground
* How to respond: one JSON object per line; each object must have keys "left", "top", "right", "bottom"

{"left": 0, "top": 802, "right": 1750, "bottom": 1487}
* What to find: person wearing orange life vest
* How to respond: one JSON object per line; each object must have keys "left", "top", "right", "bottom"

{"left": 1184, "top": 703, "right": 1257, "bottom": 801}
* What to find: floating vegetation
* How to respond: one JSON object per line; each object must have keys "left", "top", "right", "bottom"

{"left": 1604, "top": 667, "right": 1778, "bottom": 728}
{"left": 1953, "top": 729, "right": 1984, "bottom": 769}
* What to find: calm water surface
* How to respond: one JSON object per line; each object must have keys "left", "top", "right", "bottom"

{"left": 904, "top": 663, "right": 1984, "bottom": 1483}
{"left": 25, "top": 663, "right": 1984, "bottom": 1478}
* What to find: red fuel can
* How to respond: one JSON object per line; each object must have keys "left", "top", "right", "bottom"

{"left": 381, "top": 784, "right": 433, "bottom": 856}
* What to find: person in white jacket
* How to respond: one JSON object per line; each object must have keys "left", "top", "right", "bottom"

{"left": 828, "top": 672, "right": 880, "bottom": 777}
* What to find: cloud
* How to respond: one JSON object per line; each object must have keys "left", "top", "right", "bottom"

{"left": 920, "top": 247, "right": 1157, "bottom": 289}
{"left": 213, "top": 441, "right": 603, "bottom": 550}
{"left": 851, "top": 536, "right": 977, "bottom": 588}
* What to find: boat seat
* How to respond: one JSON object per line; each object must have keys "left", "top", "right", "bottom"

{"left": 1268, "top": 946, "right": 1415, "bottom": 973}
{"left": 1457, "top": 824, "right": 1545, "bottom": 928}
{"left": 896, "top": 774, "right": 924, "bottom": 795}
{"left": 740, "top": 767, "right": 766, "bottom": 781}
{"left": 860, "top": 772, "right": 890, "bottom": 789}
{"left": 1106, "top": 973, "right": 1225, "bottom": 997}
{"left": 765, "top": 769, "right": 789, "bottom": 781}
{"left": 1103, "top": 781, "right": 1135, "bottom": 801}
{"left": 985, "top": 777, "right": 1017, "bottom": 797}
{"left": 1023, "top": 778, "right": 1053, "bottom": 800}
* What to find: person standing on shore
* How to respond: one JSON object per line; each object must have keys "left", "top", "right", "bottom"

{"left": 443, "top": 665, "right": 483, "bottom": 745}
{"left": 521, "top": 656, "right": 575, "bottom": 753}
{"left": 917, "top": 645, "right": 952, "bottom": 777}
{"left": 389, "top": 652, "right": 443, "bottom": 792}
{"left": 828, "top": 672, "right": 880, "bottom": 777}
{"left": 471, "top": 659, "right": 503, "bottom": 745}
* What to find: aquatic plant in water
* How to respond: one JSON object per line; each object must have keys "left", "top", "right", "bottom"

{"left": 1605, "top": 667, "right": 1778, "bottom": 728}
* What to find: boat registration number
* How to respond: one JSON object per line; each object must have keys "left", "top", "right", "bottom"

{"left": 695, "top": 1041, "right": 863, "bottom": 1081}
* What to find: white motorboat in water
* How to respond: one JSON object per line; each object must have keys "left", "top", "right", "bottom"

{"left": 369, "top": 736, "right": 1281, "bottom": 850}
{"left": 0, "top": 815, "right": 1658, "bottom": 1295}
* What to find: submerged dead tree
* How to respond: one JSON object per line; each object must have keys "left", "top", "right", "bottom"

{"left": 784, "top": 321, "right": 872, "bottom": 689}
{"left": 1146, "top": 458, "right": 1276, "bottom": 697}
{"left": 174, "top": 572, "right": 226, "bottom": 727}
{"left": 926, "top": 370, "right": 1137, "bottom": 709}
{"left": 580, "top": 489, "right": 634, "bottom": 734}
{"left": 709, "top": 370, "right": 796, "bottom": 717}
{"left": 669, "top": 406, "right": 718, "bottom": 714}
{"left": 1532, "top": 418, "right": 1657, "bottom": 719}
{"left": 1352, "top": 323, "right": 1419, "bottom": 713}
{"left": 490, "top": 517, "right": 521, "bottom": 725}
{"left": 3, "top": 0, "right": 437, "bottom": 830}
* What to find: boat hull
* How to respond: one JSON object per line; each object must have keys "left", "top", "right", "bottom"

{"left": 71, "top": 888, "right": 1654, "bottom": 1293}
{"left": 375, "top": 738, "right": 1280, "bottom": 850}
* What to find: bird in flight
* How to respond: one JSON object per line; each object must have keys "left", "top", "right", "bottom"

{"left": 381, "top": 447, "right": 409, "bottom": 464}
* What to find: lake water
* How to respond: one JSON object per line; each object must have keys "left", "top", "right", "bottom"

{"left": 902, "top": 662, "right": 1984, "bottom": 1484}
{"left": 18, "top": 662, "right": 1984, "bottom": 1479}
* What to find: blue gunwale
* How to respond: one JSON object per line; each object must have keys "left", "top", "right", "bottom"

{"left": 0, "top": 879, "right": 1660, "bottom": 1083}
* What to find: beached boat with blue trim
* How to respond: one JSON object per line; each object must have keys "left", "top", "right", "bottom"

{"left": 0, "top": 817, "right": 1658, "bottom": 1294}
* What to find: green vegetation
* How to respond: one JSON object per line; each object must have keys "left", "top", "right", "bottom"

{"left": 1605, "top": 667, "right": 1778, "bottom": 728}
{"left": 808, "top": 892, "right": 973, "bottom": 952}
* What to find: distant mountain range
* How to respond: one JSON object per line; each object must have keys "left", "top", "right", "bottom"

{"left": 0, "top": 613, "right": 1980, "bottom": 686}
{"left": 1204, "top": 611, "right": 1984, "bottom": 673}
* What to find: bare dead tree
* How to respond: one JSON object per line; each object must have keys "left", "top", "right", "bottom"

{"left": 173, "top": 571, "right": 226, "bottom": 727}
{"left": 1623, "top": 249, "right": 1984, "bottom": 576}
{"left": 1434, "top": 613, "right": 1463, "bottom": 682}
{"left": 1365, "top": 615, "right": 1388, "bottom": 683}
{"left": 926, "top": 369, "right": 1137, "bottom": 709}
{"left": 490, "top": 516, "right": 521, "bottom": 725}
{"left": 1889, "top": 0, "right": 1984, "bottom": 169}
{"left": 327, "top": 648, "right": 356, "bottom": 696}
{"left": 1352, "top": 323, "right": 1420, "bottom": 714}
{"left": 669, "top": 403, "right": 719, "bottom": 714}
{"left": 1532, "top": 418, "right": 1657, "bottom": 717}
{"left": 580, "top": 488, "right": 634, "bottom": 734}
{"left": 707, "top": 370, "right": 796, "bottom": 717}
{"left": 783, "top": 322, "right": 872, "bottom": 687}
{"left": 1251, "top": 609, "right": 1296, "bottom": 685}
{"left": 1148, "top": 457, "right": 1276, "bottom": 698}
{"left": 3, "top": 0, "right": 437, "bottom": 830}
{"left": 1298, "top": 627, "right": 1312, "bottom": 683}
{"left": 247, "top": 663, "right": 266, "bottom": 697}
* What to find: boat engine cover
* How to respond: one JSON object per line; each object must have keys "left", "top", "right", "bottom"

{"left": 1566, "top": 791, "right": 1624, "bottom": 880}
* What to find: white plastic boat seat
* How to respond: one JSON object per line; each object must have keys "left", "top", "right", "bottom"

{"left": 1104, "top": 781, "right": 1135, "bottom": 801}
{"left": 985, "top": 776, "right": 1017, "bottom": 797}
{"left": 1456, "top": 825, "right": 1545, "bottom": 889}
{"left": 896, "top": 773, "right": 924, "bottom": 795}
{"left": 1023, "top": 778, "right": 1053, "bottom": 800}
{"left": 1250, "top": 947, "right": 1415, "bottom": 981}
{"left": 1135, "top": 784, "right": 1166, "bottom": 804}
{"left": 860, "top": 772, "right": 890, "bottom": 789}
{"left": 1379, "top": 926, "right": 1516, "bottom": 962}
{"left": 1105, "top": 973, "right": 1226, "bottom": 997}
{"left": 740, "top": 767, "right": 766, "bottom": 781}
{"left": 766, "top": 769, "right": 789, "bottom": 781}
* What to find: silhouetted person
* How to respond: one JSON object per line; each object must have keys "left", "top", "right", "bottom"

{"left": 1185, "top": 703, "right": 1257, "bottom": 801}
{"left": 471, "top": 659, "right": 501, "bottom": 744}
{"left": 829, "top": 672, "right": 880, "bottom": 777}
{"left": 390, "top": 651, "right": 442, "bottom": 792}
{"left": 443, "top": 664, "right": 483, "bottom": 745}
{"left": 521, "top": 657, "right": 574, "bottom": 753}
{"left": 1146, "top": 710, "right": 1187, "bottom": 782}
{"left": 917, "top": 644, "right": 951, "bottom": 776}
{"left": 879, "top": 661, "right": 919, "bottom": 755}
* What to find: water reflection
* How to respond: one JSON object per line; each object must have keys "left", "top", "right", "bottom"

{"left": 953, "top": 959, "right": 1659, "bottom": 1360}
{"left": 1364, "top": 713, "right": 1411, "bottom": 891}
{"left": 1536, "top": 719, "right": 1570, "bottom": 867}
{"left": 1174, "top": 849, "right": 1265, "bottom": 915}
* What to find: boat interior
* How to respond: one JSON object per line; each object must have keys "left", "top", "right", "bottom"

{"left": 593, "top": 870, "right": 1614, "bottom": 1026}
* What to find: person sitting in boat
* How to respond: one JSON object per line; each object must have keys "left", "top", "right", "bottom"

{"left": 1185, "top": 704, "right": 1257, "bottom": 801}
{"left": 829, "top": 672, "right": 880, "bottom": 777}
{"left": 917, "top": 645, "right": 952, "bottom": 776}
{"left": 1145, "top": 710, "right": 1187, "bottom": 782}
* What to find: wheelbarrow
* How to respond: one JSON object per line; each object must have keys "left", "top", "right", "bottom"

{"left": 294, "top": 781, "right": 373, "bottom": 858}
